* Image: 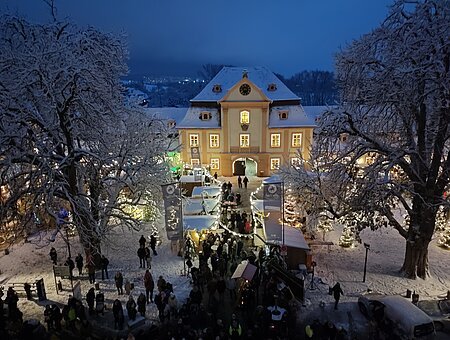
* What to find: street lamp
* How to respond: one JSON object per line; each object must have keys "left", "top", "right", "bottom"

{"left": 363, "top": 243, "right": 370, "bottom": 283}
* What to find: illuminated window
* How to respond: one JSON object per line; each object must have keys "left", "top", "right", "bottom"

{"left": 240, "top": 110, "right": 250, "bottom": 124}
{"left": 291, "top": 158, "right": 301, "bottom": 167}
{"left": 209, "top": 134, "right": 219, "bottom": 148}
{"left": 279, "top": 111, "right": 288, "bottom": 120}
{"left": 191, "top": 159, "right": 200, "bottom": 166}
{"left": 292, "top": 133, "right": 302, "bottom": 148}
{"left": 240, "top": 134, "right": 250, "bottom": 147}
{"left": 366, "top": 154, "right": 375, "bottom": 165}
{"left": 210, "top": 158, "right": 220, "bottom": 170}
{"left": 271, "top": 133, "right": 281, "bottom": 148}
{"left": 270, "top": 158, "right": 281, "bottom": 170}
{"left": 189, "top": 134, "right": 199, "bottom": 147}
{"left": 200, "top": 111, "right": 211, "bottom": 121}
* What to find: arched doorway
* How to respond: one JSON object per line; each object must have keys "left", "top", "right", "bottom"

{"left": 232, "top": 158, "right": 257, "bottom": 176}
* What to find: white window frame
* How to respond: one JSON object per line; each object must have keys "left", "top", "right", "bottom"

{"left": 271, "top": 133, "right": 281, "bottom": 148}
{"left": 240, "top": 110, "right": 250, "bottom": 124}
{"left": 291, "top": 133, "right": 302, "bottom": 148}
{"left": 270, "top": 158, "right": 281, "bottom": 170}
{"left": 291, "top": 157, "right": 301, "bottom": 167}
{"left": 240, "top": 134, "right": 250, "bottom": 148}
{"left": 189, "top": 134, "right": 199, "bottom": 147}
{"left": 209, "top": 134, "right": 220, "bottom": 148}
{"left": 210, "top": 158, "right": 220, "bottom": 170}
{"left": 191, "top": 159, "right": 200, "bottom": 166}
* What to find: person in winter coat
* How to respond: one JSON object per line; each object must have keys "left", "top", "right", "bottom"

{"left": 139, "top": 235, "right": 146, "bottom": 248}
{"left": 126, "top": 295, "right": 137, "bottom": 321}
{"left": 44, "top": 305, "right": 53, "bottom": 330}
{"left": 100, "top": 255, "right": 109, "bottom": 280}
{"left": 237, "top": 176, "right": 242, "bottom": 188}
{"left": 125, "top": 279, "right": 132, "bottom": 295}
{"left": 331, "top": 282, "right": 344, "bottom": 310}
{"left": 137, "top": 245, "right": 146, "bottom": 268}
{"left": 144, "top": 246, "right": 152, "bottom": 268}
{"left": 157, "top": 275, "right": 166, "bottom": 292}
{"left": 144, "top": 270, "right": 155, "bottom": 303}
{"left": 86, "top": 258, "right": 96, "bottom": 284}
{"left": 137, "top": 293, "right": 147, "bottom": 317}
{"left": 75, "top": 253, "right": 83, "bottom": 276}
{"left": 150, "top": 234, "right": 158, "bottom": 255}
{"left": 115, "top": 272, "right": 124, "bottom": 295}
{"left": 167, "top": 292, "right": 178, "bottom": 319}
{"left": 189, "top": 285, "right": 203, "bottom": 306}
{"left": 243, "top": 176, "right": 249, "bottom": 188}
{"left": 86, "top": 287, "right": 96, "bottom": 315}
{"left": 113, "top": 299, "right": 124, "bottom": 330}
{"left": 49, "top": 247, "right": 57, "bottom": 265}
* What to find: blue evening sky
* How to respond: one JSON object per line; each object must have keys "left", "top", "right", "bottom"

{"left": 1, "top": 0, "right": 394, "bottom": 77}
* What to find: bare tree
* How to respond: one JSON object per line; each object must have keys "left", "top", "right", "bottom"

{"left": 0, "top": 17, "right": 173, "bottom": 260}
{"left": 281, "top": 0, "right": 449, "bottom": 279}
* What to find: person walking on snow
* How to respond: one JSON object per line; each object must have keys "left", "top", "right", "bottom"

{"left": 139, "top": 235, "right": 146, "bottom": 248}
{"left": 49, "top": 247, "right": 57, "bottom": 265}
{"left": 150, "top": 234, "right": 158, "bottom": 256}
{"left": 75, "top": 253, "right": 83, "bottom": 276}
{"left": 115, "top": 271, "right": 124, "bottom": 295}
{"left": 137, "top": 245, "right": 146, "bottom": 268}
{"left": 331, "top": 282, "right": 344, "bottom": 310}
{"left": 101, "top": 255, "right": 109, "bottom": 280}
{"left": 144, "top": 269, "right": 155, "bottom": 303}
{"left": 243, "top": 176, "right": 249, "bottom": 189}
{"left": 237, "top": 176, "right": 242, "bottom": 188}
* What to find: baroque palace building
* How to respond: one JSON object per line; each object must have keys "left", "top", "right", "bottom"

{"left": 176, "top": 66, "right": 317, "bottom": 177}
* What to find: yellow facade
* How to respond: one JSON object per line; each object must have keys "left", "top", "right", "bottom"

{"left": 177, "top": 68, "right": 315, "bottom": 176}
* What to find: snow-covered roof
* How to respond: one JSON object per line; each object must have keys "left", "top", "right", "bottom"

{"left": 183, "top": 198, "right": 221, "bottom": 215}
{"left": 265, "top": 222, "right": 310, "bottom": 250}
{"left": 251, "top": 199, "right": 281, "bottom": 212}
{"left": 192, "top": 66, "right": 299, "bottom": 102}
{"left": 262, "top": 175, "right": 283, "bottom": 184}
{"left": 143, "top": 107, "right": 188, "bottom": 125}
{"left": 191, "top": 186, "right": 222, "bottom": 198}
{"left": 268, "top": 105, "right": 317, "bottom": 128}
{"left": 177, "top": 106, "right": 220, "bottom": 129}
{"left": 183, "top": 215, "right": 219, "bottom": 231}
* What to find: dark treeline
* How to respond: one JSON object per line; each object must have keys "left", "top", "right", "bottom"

{"left": 126, "top": 64, "right": 338, "bottom": 107}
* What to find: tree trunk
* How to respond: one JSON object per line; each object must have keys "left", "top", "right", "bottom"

{"left": 401, "top": 238, "right": 430, "bottom": 279}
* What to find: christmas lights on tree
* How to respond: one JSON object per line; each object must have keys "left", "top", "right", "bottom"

{"left": 317, "top": 217, "right": 333, "bottom": 241}
{"left": 339, "top": 225, "right": 356, "bottom": 248}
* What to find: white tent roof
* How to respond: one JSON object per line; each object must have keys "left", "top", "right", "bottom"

{"left": 183, "top": 215, "right": 219, "bottom": 231}
{"left": 264, "top": 213, "right": 310, "bottom": 250}
{"left": 183, "top": 198, "right": 221, "bottom": 215}
{"left": 191, "top": 186, "right": 222, "bottom": 198}
{"left": 251, "top": 199, "right": 281, "bottom": 212}
{"left": 262, "top": 175, "right": 283, "bottom": 184}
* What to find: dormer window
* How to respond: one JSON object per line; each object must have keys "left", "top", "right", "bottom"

{"left": 199, "top": 111, "right": 212, "bottom": 121}
{"left": 212, "top": 84, "right": 222, "bottom": 93}
{"left": 268, "top": 83, "right": 277, "bottom": 91}
{"left": 279, "top": 111, "right": 288, "bottom": 120}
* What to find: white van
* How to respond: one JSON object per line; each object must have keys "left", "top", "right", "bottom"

{"left": 359, "top": 294, "right": 436, "bottom": 339}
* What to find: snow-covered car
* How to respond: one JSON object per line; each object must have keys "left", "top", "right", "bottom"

{"left": 416, "top": 299, "right": 450, "bottom": 333}
{"left": 358, "top": 294, "right": 436, "bottom": 339}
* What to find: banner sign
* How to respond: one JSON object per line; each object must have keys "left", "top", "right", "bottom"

{"left": 190, "top": 147, "right": 200, "bottom": 161}
{"left": 161, "top": 182, "right": 183, "bottom": 240}
{"left": 263, "top": 182, "right": 283, "bottom": 244}
{"left": 263, "top": 182, "right": 282, "bottom": 210}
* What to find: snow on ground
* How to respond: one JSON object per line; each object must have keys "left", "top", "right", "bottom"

{"left": 1, "top": 176, "right": 449, "bottom": 332}
{"left": 0, "top": 220, "right": 191, "bottom": 325}
{"left": 303, "top": 222, "right": 450, "bottom": 310}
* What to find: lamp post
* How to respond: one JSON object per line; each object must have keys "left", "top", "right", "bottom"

{"left": 363, "top": 243, "right": 370, "bottom": 283}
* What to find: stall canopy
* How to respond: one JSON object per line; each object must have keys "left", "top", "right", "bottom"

{"left": 183, "top": 215, "right": 219, "bottom": 232}
{"left": 231, "top": 261, "right": 257, "bottom": 281}
{"left": 262, "top": 175, "right": 283, "bottom": 184}
{"left": 191, "top": 186, "right": 222, "bottom": 199}
{"left": 264, "top": 216, "right": 310, "bottom": 251}
{"left": 251, "top": 199, "right": 281, "bottom": 213}
{"left": 183, "top": 198, "right": 221, "bottom": 215}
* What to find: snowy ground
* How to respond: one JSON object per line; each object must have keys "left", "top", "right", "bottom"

{"left": 1, "top": 176, "right": 449, "bottom": 336}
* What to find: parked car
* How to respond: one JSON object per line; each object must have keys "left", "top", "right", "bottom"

{"left": 358, "top": 294, "right": 436, "bottom": 339}
{"left": 417, "top": 299, "right": 450, "bottom": 333}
